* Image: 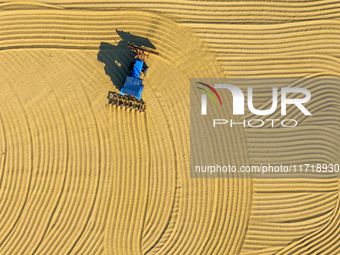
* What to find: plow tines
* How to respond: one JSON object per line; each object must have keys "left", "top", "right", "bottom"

{"left": 108, "top": 92, "right": 146, "bottom": 112}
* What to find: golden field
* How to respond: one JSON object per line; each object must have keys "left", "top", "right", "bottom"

{"left": 0, "top": 1, "right": 339, "bottom": 254}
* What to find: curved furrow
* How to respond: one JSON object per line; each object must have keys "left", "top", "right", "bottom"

{"left": 0, "top": 54, "right": 36, "bottom": 252}
{"left": 62, "top": 50, "right": 114, "bottom": 254}
{"left": 6, "top": 49, "right": 68, "bottom": 254}
{"left": 105, "top": 106, "right": 124, "bottom": 253}
{"left": 27, "top": 52, "right": 96, "bottom": 254}
{"left": 0, "top": 113, "right": 7, "bottom": 189}
{"left": 63, "top": 76, "right": 102, "bottom": 254}
{"left": 276, "top": 192, "right": 340, "bottom": 254}
{"left": 50, "top": 77, "right": 98, "bottom": 254}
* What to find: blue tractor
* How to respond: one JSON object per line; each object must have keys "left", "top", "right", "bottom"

{"left": 109, "top": 44, "right": 158, "bottom": 112}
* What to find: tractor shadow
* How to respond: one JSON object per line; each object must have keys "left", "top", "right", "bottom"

{"left": 97, "top": 29, "right": 156, "bottom": 91}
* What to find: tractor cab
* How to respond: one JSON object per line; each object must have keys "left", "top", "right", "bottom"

{"left": 120, "top": 59, "right": 147, "bottom": 101}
